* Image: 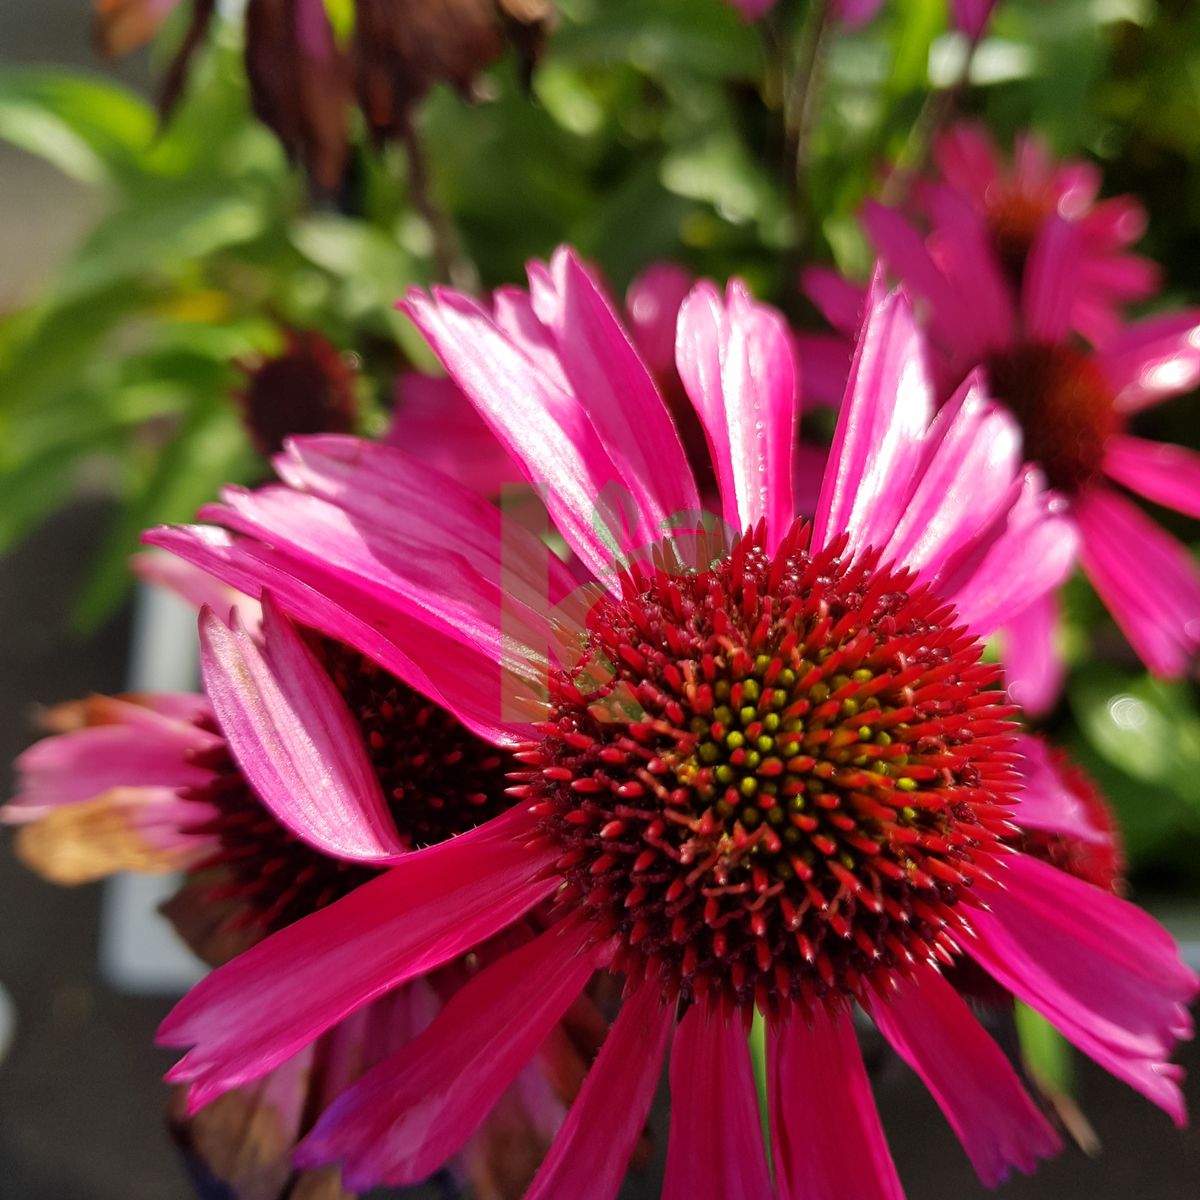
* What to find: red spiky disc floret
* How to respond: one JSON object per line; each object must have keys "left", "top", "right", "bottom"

{"left": 522, "top": 521, "right": 1021, "bottom": 1016}
{"left": 183, "top": 636, "right": 513, "bottom": 935}
{"left": 984, "top": 186, "right": 1056, "bottom": 285}
{"left": 985, "top": 341, "right": 1120, "bottom": 494}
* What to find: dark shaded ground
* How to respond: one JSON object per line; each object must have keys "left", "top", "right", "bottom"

{"left": 1, "top": 505, "right": 1197, "bottom": 1199}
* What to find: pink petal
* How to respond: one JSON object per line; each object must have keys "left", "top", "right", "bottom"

{"left": 663, "top": 1004, "right": 772, "bottom": 1200}
{"left": 793, "top": 331, "right": 853, "bottom": 408}
{"left": 950, "top": 0, "right": 996, "bottom": 38}
{"left": 942, "top": 468, "right": 1078, "bottom": 638}
{"left": 727, "top": 0, "right": 777, "bottom": 19}
{"left": 9, "top": 700, "right": 217, "bottom": 817}
{"left": 863, "top": 202, "right": 978, "bottom": 354}
{"left": 158, "top": 804, "right": 557, "bottom": 1111}
{"left": 297, "top": 919, "right": 596, "bottom": 1189}
{"left": 401, "top": 285, "right": 634, "bottom": 582}
{"left": 1100, "top": 309, "right": 1200, "bottom": 413}
{"left": 812, "top": 285, "right": 934, "bottom": 556}
{"left": 199, "top": 598, "right": 407, "bottom": 863}
{"left": 869, "top": 964, "right": 1061, "bottom": 1186}
{"left": 1021, "top": 218, "right": 1083, "bottom": 343}
{"left": 965, "top": 853, "right": 1198, "bottom": 1124}
{"left": 769, "top": 1004, "right": 903, "bottom": 1200}
{"left": 999, "top": 591, "right": 1065, "bottom": 717}
{"left": 532, "top": 248, "right": 700, "bottom": 536}
{"left": 525, "top": 982, "right": 672, "bottom": 1200}
{"left": 932, "top": 124, "right": 1000, "bottom": 207}
{"left": 133, "top": 550, "right": 262, "bottom": 630}
{"left": 1075, "top": 485, "right": 1200, "bottom": 676}
{"left": 801, "top": 266, "right": 867, "bottom": 335}
{"left": 1013, "top": 733, "right": 1113, "bottom": 845}
{"left": 676, "top": 280, "right": 799, "bottom": 549}
{"left": 835, "top": 0, "right": 885, "bottom": 28}
{"left": 386, "top": 372, "right": 522, "bottom": 495}
{"left": 1103, "top": 435, "right": 1200, "bottom": 519}
{"left": 626, "top": 261, "right": 693, "bottom": 378}
{"left": 147, "top": 522, "right": 534, "bottom": 746}
{"left": 882, "top": 374, "right": 1021, "bottom": 582}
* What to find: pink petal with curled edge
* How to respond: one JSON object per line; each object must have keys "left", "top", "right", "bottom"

{"left": 1013, "top": 733, "right": 1111, "bottom": 845}
{"left": 677, "top": 280, "right": 799, "bottom": 549}
{"left": 199, "top": 598, "right": 406, "bottom": 864}
{"left": 663, "top": 1004, "right": 772, "bottom": 1200}
{"left": 1000, "top": 591, "right": 1065, "bottom": 718}
{"left": 524, "top": 981, "right": 672, "bottom": 1200}
{"left": 1076, "top": 486, "right": 1200, "bottom": 676}
{"left": 1022, "top": 218, "right": 1083, "bottom": 344}
{"left": 158, "top": 805, "right": 557, "bottom": 1111}
{"left": 297, "top": 918, "right": 596, "bottom": 1189}
{"left": 1104, "top": 435, "right": 1200, "bottom": 519}
{"left": 769, "top": 1003, "right": 903, "bottom": 1200}
{"left": 883, "top": 373, "right": 1020, "bottom": 583}
{"left": 147, "top": 522, "right": 540, "bottom": 746}
{"left": 941, "top": 469, "right": 1078, "bottom": 638}
{"left": 626, "top": 261, "right": 693, "bottom": 379}
{"left": 965, "top": 853, "right": 1198, "bottom": 1125}
{"left": 1101, "top": 309, "right": 1200, "bottom": 413}
{"left": 813, "top": 285, "right": 934, "bottom": 556}
{"left": 401, "top": 285, "right": 631, "bottom": 583}
{"left": 869, "top": 964, "right": 1061, "bottom": 1187}
{"left": 533, "top": 248, "right": 699, "bottom": 535}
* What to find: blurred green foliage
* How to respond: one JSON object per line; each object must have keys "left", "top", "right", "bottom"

{"left": 0, "top": 0, "right": 1196, "bottom": 906}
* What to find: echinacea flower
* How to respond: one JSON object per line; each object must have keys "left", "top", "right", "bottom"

{"left": 864, "top": 197, "right": 1200, "bottom": 700}
{"left": 236, "top": 328, "right": 359, "bottom": 457}
{"left": 4, "top": 585, "right": 574, "bottom": 1200}
{"left": 146, "top": 248, "right": 1194, "bottom": 1198}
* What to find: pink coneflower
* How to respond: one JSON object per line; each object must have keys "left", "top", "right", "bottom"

{"left": 865, "top": 196, "right": 1200, "bottom": 700}
{"left": 5, "top": 595, "right": 569, "bottom": 1199}
{"left": 147, "top": 249, "right": 1193, "bottom": 1198}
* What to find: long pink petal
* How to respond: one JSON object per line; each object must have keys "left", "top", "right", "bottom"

{"left": 965, "top": 853, "right": 1198, "bottom": 1124}
{"left": 401, "top": 286, "right": 632, "bottom": 583}
{"left": 883, "top": 374, "right": 1021, "bottom": 582}
{"left": 950, "top": 0, "right": 996, "bottom": 38}
{"left": 525, "top": 982, "right": 673, "bottom": 1200}
{"left": 1103, "top": 435, "right": 1200, "bottom": 519}
{"left": 999, "top": 591, "right": 1065, "bottom": 717}
{"left": 677, "top": 281, "right": 799, "bottom": 548}
{"left": 199, "top": 598, "right": 406, "bottom": 863}
{"left": 942, "top": 469, "right": 1078, "bottom": 638}
{"left": 869, "top": 964, "right": 1061, "bottom": 1186}
{"left": 769, "top": 1004, "right": 903, "bottom": 1200}
{"left": 1076, "top": 486, "right": 1200, "bottom": 676}
{"left": 663, "top": 1004, "right": 772, "bottom": 1200}
{"left": 158, "top": 805, "right": 557, "bottom": 1111}
{"left": 297, "top": 919, "right": 595, "bottom": 1188}
{"left": 533, "top": 248, "right": 699, "bottom": 534}
{"left": 801, "top": 266, "right": 866, "bottom": 335}
{"left": 813, "top": 285, "right": 934, "bottom": 555}
{"left": 1100, "top": 309, "right": 1200, "bottom": 413}
{"left": 1022, "top": 218, "right": 1082, "bottom": 343}
{"left": 932, "top": 123, "right": 1000, "bottom": 207}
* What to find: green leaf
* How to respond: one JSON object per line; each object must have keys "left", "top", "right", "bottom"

{"left": 1014, "top": 1001, "right": 1073, "bottom": 1094}
{"left": 0, "top": 68, "right": 156, "bottom": 184}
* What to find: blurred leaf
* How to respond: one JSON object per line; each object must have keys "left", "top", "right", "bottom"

{"left": 0, "top": 68, "right": 156, "bottom": 185}
{"left": 1014, "top": 1001, "right": 1073, "bottom": 1094}
{"left": 1070, "top": 665, "right": 1200, "bottom": 804}
{"left": 72, "top": 402, "right": 258, "bottom": 632}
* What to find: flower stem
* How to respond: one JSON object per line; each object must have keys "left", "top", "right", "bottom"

{"left": 401, "top": 118, "right": 472, "bottom": 288}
